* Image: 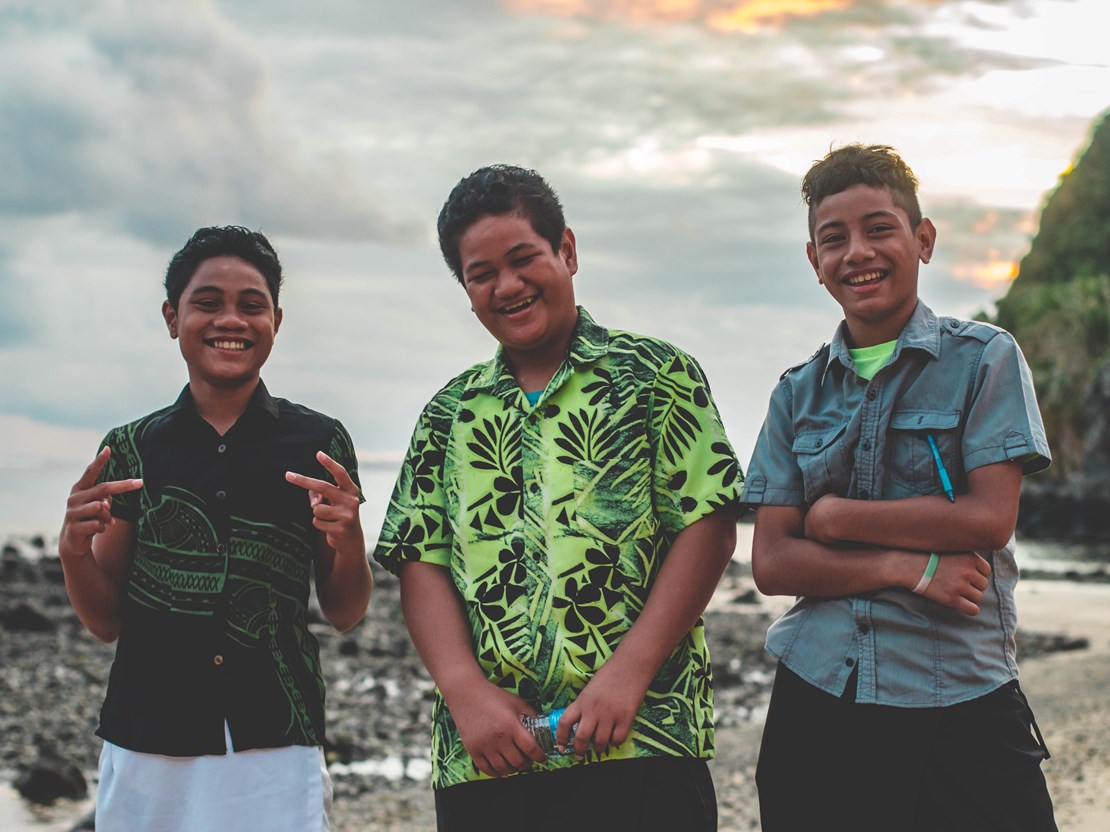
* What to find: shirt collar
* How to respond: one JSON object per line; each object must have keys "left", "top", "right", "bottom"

{"left": 470, "top": 306, "right": 609, "bottom": 393}
{"left": 167, "top": 379, "right": 279, "bottom": 422}
{"left": 823, "top": 300, "right": 942, "bottom": 381}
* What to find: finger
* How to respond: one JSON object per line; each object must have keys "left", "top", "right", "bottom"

{"left": 309, "top": 503, "right": 356, "bottom": 523}
{"left": 74, "top": 447, "right": 112, "bottom": 491}
{"left": 83, "top": 478, "right": 144, "bottom": 499}
{"left": 285, "top": 471, "right": 347, "bottom": 502}
{"left": 975, "top": 555, "right": 992, "bottom": 576}
{"left": 517, "top": 733, "right": 546, "bottom": 765}
{"left": 314, "top": 451, "right": 358, "bottom": 490}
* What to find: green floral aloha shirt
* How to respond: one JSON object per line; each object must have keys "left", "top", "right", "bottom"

{"left": 374, "top": 308, "right": 742, "bottom": 788}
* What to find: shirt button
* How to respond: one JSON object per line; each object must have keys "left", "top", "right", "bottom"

{"left": 867, "top": 389, "right": 877, "bottom": 401}
{"left": 814, "top": 438, "right": 823, "bottom": 448}
{"left": 529, "top": 482, "right": 540, "bottom": 495}
{"left": 859, "top": 623, "right": 870, "bottom": 635}
{"left": 845, "top": 658, "right": 855, "bottom": 667}
{"left": 859, "top": 488, "right": 870, "bottom": 499}
{"left": 217, "top": 443, "right": 227, "bottom": 453}
{"left": 862, "top": 440, "right": 871, "bottom": 451}
{"left": 213, "top": 655, "right": 224, "bottom": 666}
{"left": 216, "top": 490, "right": 227, "bottom": 500}
{"left": 216, "top": 543, "right": 227, "bottom": 554}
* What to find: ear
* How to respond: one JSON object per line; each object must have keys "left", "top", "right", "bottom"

{"left": 805, "top": 241, "right": 823, "bottom": 284}
{"left": 916, "top": 218, "right": 937, "bottom": 265}
{"left": 560, "top": 227, "right": 578, "bottom": 278}
{"left": 274, "top": 306, "right": 283, "bottom": 335}
{"left": 162, "top": 300, "right": 179, "bottom": 339}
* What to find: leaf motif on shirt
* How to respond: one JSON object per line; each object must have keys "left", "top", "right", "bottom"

{"left": 554, "top": 407, "right": 618, "bottom": 464}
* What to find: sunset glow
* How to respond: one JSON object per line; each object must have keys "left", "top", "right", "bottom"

{"left": 504, "top": 0, "right": 849, "bottom": 28}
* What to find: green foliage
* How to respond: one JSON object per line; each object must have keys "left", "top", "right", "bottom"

{"left": 991, "top": 111, "right": 1110, "bottom": 479}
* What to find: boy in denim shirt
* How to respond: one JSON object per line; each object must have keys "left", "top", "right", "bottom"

{"left": 742, "top": 145, "right": 1057, "bottom": 831}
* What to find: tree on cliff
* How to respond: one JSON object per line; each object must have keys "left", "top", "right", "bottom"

{"left": 990, "top": 108, "right": 1110, "bottom": 537}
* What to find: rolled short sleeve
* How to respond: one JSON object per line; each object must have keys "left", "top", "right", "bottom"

{"left": 326, "top": 419, "right": 366, "bottom": 504}
{"left": 740, "top": 381, "right": 806, "bottom": 508}
{"left": 373, "top": 407, "right": 454, "bottom": 576}
{"left": 96, "top": 427, "right": 142, "bottom": 523}
{"left": 962, "top": 333, "right": 1051, "bottom": 475}
{"left": 650, "top": 351, "right": 743, "bottom": 535}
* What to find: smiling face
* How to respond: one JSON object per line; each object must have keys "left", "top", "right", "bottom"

{"left": 162, "top": 255, "right": 282, "bottom": 394}
{"left": 459, "top": 212, "right": 579, "bottom": 382}
{"left": 807, "top": 184, "right": 936, "bottom": 347}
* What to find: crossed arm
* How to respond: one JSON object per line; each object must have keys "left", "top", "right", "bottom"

{"left": 399, "top": 507, "right": 737, "bottom": 777}
{"left": 751, "top": 460, "right": 1023, "bottom": 616}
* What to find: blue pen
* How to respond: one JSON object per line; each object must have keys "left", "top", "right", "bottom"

{"left": 926, "top": 433, "right": 955, "bottom": 502}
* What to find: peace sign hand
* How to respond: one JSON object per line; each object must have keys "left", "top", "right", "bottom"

{"left": 285, "top": 451, "right": 363, "bottom": 554}
{"left": 59, "top": 447, "right": 142, "bottom": 562}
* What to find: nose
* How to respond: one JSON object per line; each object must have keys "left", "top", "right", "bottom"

{"left": 493, "top": 268, "right": 526, "bottom": 297}
{"left": 213, "top": 307, "right": 247, "bottom": 329}
{"left": 845, "top": 233, "right": 875, "bottom": 264}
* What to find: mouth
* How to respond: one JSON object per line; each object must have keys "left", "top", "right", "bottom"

{"left": 207, "top": 339, "right": 251, "bottom": 351}
{"left": 844, "top": 270, "right": 886, "bottom": 287}
{"left": 499, "top": 296, "right": 538, "bottom": 315}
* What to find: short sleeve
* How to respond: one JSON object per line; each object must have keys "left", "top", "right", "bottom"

{"left": 372, "top": 407, "right": 454, "bottom": 576}
{"left": 650, "top": 351, "right": 743, "bottom": 535}
{"left": 326, "top": 419, "right": 365, "bottom": 504}
{"left": 95, "top": 426, "right": 142, "bottom": 523}
{"left": 962, "top": 332, "right": 1051, "bottom": 475}
{"left": 740, "top": 381, "right": 807, "bottom": 508}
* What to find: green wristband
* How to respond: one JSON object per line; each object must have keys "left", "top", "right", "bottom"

{"left": 913, "top": 552, "right": 940, "bottom": 595}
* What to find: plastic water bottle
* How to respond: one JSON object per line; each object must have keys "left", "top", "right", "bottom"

{"left": 521, "top": 707, "right": 577, "bottom": 756}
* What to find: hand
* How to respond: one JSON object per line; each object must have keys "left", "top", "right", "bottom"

{"left": 59, "top": 447, "right": 142, "bottom": 562}
{"left": 447, "top": 680, "right": 545, "bottom": 778}
{"left": 558, "top": 657, "right": 651, "bottom": 760}
{"left": 920, "top": 551, "right": 991, "bottom": 616}
{"left": 286, "top": 452, "right": 363, "bottom": 554}
{"left": 803, "top": 494, "right": 841, "bottom": 544}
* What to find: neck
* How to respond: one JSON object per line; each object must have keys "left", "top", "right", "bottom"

{"left": 188, "top": 376, "right": 259, "bottom": 436}
{"left": 846, "top": 301, "right": 917, "bottom": 348}
{"left": 507, "top": 351, "right": 565, "bottom": 394}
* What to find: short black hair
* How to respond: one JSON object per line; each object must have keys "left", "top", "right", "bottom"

{"left": 164, "top": 226, "right": 284, "bottom": 309}
{"left": 802, "top": 144, "right": 922, "bottom": 241}
{"left": 437, "top": 165, "right": 566, "bottom": 283}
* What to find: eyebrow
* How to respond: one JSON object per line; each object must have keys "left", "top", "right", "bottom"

{"left": 463, "top": 242, "right": 539, "bottom": 274}
{"left": 815, "top": 209, "right": 899, "bottom": 236}
{"left": 187, "top": 285, "right": 271, "bottom": 300}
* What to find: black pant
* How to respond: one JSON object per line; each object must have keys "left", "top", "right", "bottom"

{"left": 434, "top": 757, "right": 717, "bottom": 832}
{"left": 756, "top": 664, "right": 1058, "bottom": 832}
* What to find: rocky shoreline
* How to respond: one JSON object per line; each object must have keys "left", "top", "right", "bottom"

{"left": 0, "top": 536, "right": 1097, "bottom": 831}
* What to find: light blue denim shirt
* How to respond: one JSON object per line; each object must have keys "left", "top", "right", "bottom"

{"left": 741, "top": 301, "right": 1051, "bottom": 707}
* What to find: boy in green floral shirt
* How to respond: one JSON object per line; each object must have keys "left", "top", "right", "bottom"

{"left": 374, "top": 165, "right": 742, "bottom": 831}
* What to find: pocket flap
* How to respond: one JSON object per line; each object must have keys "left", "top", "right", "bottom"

{"left": 792, "top": 424, "right": 847, "bottom": 454}
{"left": 890, "top": 409, "right": 960, "bottom": 431}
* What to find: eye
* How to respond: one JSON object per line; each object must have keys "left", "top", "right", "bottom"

{"left": 819, "top": 233, "right": 845, "bottom": 247}
{"left": 194, "top": 298, "right": 220, "bottom": 310}
{"left": 466, "top": 270, "right": 495, "bottom": 285}
{"left": 512, "top": 254, "right": 538, "bottom": 268}
{"left": 869, "top": 224, "right": 894, "bottom": 235}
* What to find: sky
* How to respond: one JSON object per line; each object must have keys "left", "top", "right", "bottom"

{"left": 2, "top": 0, "right": 1108, "bottom": 534}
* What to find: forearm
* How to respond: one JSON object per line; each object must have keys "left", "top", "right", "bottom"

{"left": 806, "top": 462, "right": 1022, "bottom": 553}
{"left": 316, "top": 536, "right": 373, "bottom": 632}
{"left": 399, "top": 561, "right": 489, "bottom": 701}
{"left": 753, "top": 533, "right": 923, "bottom": 598}
{"left": 605, "top": 510, "right": 737, "bottom": 685}
{"left": 59, "top": 550, "right": 124, "bottom": 642}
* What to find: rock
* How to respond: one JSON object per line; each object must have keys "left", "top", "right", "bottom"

{"left": 1, "top": 601, "right": 54, "bottom": 632}
{"left": 15, "top": 755, "right": 87, "bottom": 804}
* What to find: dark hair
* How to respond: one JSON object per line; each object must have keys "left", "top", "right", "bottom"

{"left": 437, "top": 165, "right": 566, "bottom": 282}
{"left": 802, "top": 144, "right": 922, "bottom": 240}
{"left": 164, "top": 226, "right": 284, "bottom": 309}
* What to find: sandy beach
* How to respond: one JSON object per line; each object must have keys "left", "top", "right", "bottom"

{"left": 2, "top": 543, "right": 1109, "bottom": 831}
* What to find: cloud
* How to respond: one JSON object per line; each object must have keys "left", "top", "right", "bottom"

{"left": 0, "top": 0, "right": 422, "bottom": 246}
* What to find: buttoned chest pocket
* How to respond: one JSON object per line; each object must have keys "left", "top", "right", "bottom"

{"left": 792, "top": 424, "right": 849, "bottom": 503}
{"left": 887, "top": 409, "right": 962, "bottom": 496}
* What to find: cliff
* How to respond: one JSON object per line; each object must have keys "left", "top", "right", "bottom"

{"left": 991, "top": 109, "right": 1110, "bottom": 541}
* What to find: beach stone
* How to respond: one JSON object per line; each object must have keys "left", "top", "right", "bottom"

{"left": 15, "top": 754, "right": 87, "bottom": 804}
{"left": 1, "top": 601, "right": 54, "bottom": 632}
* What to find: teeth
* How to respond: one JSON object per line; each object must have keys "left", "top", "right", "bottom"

{"left": 213, "top": 340, "right": 246, "bottom": 351}
{"left": 846, "top": 271, "right": 884, "bottom": 286}
{"left": 503, "top": 297, "right": 536, "bottom": 314}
